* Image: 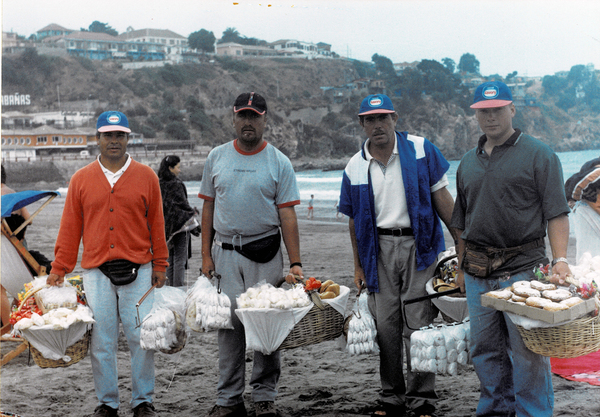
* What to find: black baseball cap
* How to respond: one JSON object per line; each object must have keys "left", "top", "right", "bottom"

{"left": 233, "top": 92, "right": 267, "bottom": 115}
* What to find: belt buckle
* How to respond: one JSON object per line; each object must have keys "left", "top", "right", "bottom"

{"left": 394, "top": 229, "right": 402, "bottom": 236}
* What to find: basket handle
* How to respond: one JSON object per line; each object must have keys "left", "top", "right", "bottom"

{"left": 135, "top": 283, "right": 158, "bottom": 328}
{"left": 402, "top": 287, "right": 461, "bottom": 330}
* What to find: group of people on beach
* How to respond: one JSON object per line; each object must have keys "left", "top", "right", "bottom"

{"left": 35, "top": 80, "right": 595, "bottom": 417}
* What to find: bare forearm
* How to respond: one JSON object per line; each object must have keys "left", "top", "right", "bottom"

{"left": 279, "top": 206, "right": 301, "bottom": 264}
{"left": 547, "top": 214, "right": 569, "bottom": 259}
{"left": 432, "top": 187, "right": 459, "bottom": 241}
{"left": 201, "top": 200, "right": 215, "bottom": 259}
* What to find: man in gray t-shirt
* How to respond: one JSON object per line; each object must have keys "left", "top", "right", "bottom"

{"left": 199, "top": 92, "right": 304, "bottom": 417}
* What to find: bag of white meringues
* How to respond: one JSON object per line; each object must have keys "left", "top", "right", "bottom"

{"left": 140, "top": 285, "right": 188, "bottom": 354}
{"left": 345, "top": 292, "right": 379, "bottom": 355}
{"left": 185, "top": 274, "right": 233, "bottom": 332}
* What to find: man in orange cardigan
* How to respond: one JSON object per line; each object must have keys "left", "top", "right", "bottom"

{"left": 47, "top": 111, "right": 168, "bottom": 417}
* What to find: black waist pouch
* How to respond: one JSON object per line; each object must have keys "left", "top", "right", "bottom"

{"left": 235, "top": 231, "right": 281, "bottom": 264}
{"left": 98, "top": 259, "right": 141, "bottom": 286}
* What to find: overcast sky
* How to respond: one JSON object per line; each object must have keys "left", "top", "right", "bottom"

{"left": 3, "top": 0, "right": 600, "bottom": 77}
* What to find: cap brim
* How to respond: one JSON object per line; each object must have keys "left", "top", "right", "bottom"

{"left": 98, "top": 125, "right": 131, "bottom": 133}
{"left": 358, "top": 109, "right": 396, "bottom": 116}
{"left": 234, "top": 106, "right": 266, "bottom": 115}
{"left": 470, "top": 100, "right": 513, "bottom": 109}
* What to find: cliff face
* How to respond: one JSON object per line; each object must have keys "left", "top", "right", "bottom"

{"left": 2, "top": 54, "right": 599, "bottom": 164}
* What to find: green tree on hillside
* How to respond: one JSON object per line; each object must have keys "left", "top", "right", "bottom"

{"left": 189, "top": 29, "right": 216, "bottom": 53}
{"left": 219, "top": 27, "right": 240, "bottom": 44}
{"left": 371, "top": 53, "right": 397, "bottom": 79}
{"left": 457, "top": 53, "right": 480, "bottom": 74}
{"left": 442, "top": 58, "right": 456, "bottom": 74}
{"left": 417, "top": 59, "right": 461, "bottom": 101}
{"left": 84, "top": 21, "right": 118, "bottom": 36}
{"left": 165, "top": 122, "right": 191, "bottom": 141}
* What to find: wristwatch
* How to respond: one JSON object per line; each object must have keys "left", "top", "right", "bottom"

{"left": 551, "top": 257, "right": 569, "bottom": 267}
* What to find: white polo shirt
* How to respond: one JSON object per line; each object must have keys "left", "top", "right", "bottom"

{"left": 364, "top": 137, "right": 448, "bottom": 229}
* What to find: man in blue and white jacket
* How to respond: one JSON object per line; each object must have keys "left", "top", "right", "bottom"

{"left": 339, "top": 94, "right": 457, "bottom": 417}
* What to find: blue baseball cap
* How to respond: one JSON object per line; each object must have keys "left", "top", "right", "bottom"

{"left": 96, "top": 111, "right": 131, "bottom": 133}
{"left": 358, "top": 94, "right": 395, "bottom": 116}
{"left": 471, "top": 81, "right": 513, "bottom": 109}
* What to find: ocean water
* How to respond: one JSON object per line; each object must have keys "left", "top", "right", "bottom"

{"left": 185, "top": 149, "right": 599, "bottom": 221}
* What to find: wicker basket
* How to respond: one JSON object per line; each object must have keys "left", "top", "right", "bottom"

{"left": 30, "top": 330, "right": 91, "bottom": 368}
{"left": 516, "top": 313, "right": 600, "bottom": 358}
{"left": 278, "top": 303, "right": 345, "bottom": 350}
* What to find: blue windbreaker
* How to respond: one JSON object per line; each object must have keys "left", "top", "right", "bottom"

{"left": 338, "top": 131, "right": 449, "bottom": 292}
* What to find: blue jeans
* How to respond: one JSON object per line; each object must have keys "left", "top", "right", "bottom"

{"left": 84, "top": 262, "right": 155, "bottom": 410}
{"left": 167, "top": 231, "right": 189, "bottom": 288}
{"left": 466, "top": 270, "right": 553, "bottom": 417}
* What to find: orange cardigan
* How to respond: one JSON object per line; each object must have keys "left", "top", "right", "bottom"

{"left": 51, "top": 159, "right": 169, "bottom": 277}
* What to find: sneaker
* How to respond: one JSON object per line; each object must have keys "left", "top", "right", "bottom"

{"left": 207, "top": 403, "right": 248, "bottom": 417}
{"left": 92, "top": 404, "right": 119, "bottom": 417}
{"left": 133, "top": 402, "right": 157, "bottom": 417}
{"left": 254, "top": 401, "right": 277, "bottom": 417}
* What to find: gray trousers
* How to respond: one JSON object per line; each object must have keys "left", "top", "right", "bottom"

{"left": 367, "top": 234, "right": 439, "bottom": 409}
{"left": 212, "top": 242, "right": 284, "bottom": 406}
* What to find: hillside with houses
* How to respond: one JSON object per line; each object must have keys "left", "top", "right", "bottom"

{"left": 2, "top": 22, "right": 600, "bottom": 166}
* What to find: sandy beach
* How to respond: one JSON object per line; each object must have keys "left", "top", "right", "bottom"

{"left": 1, "top": 196, "right": 599, "bottom": 417}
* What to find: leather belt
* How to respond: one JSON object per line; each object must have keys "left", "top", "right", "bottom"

{"left": 215, "top": 240, "right": 235, "bottom": 250}
{"left": 377, "top": 227, "right": 413, "bottom": 236}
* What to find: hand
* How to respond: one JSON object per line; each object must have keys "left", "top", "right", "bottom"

{"left": 353, "top": 267, "right": 366, "bottom": 291}
{"left": 549, "top": 261, "right": 572, "bottom": 285}
{"left": 46, "top": 273, "right": 64, "bottom": 286}
{"left": 202, "top": 257, "right": 215, "bottom": 278}
{"left": 456, "top": 269, "right": 466, "bottom": 293}
{"left": 285, "top": 265, "right": 304, "bottom": 284}
{"left": 152, "top": 270, "right": 167, "bottom": 288}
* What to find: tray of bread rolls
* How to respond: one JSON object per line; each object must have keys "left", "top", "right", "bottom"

{"left": 481, "top": 279, "right": 596, "bottom": 324}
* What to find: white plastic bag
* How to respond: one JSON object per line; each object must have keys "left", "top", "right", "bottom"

{"left": 140, "top": 286, "right": 188, "bottom": 353}
{"left": 410, "top": 319, "right": 471, "bottom": 376}
{"left": 346, "top": 292, "right": 379, "bottom": 356}
{"left": 185, "top": 275, "right": 233, "bottom": 332}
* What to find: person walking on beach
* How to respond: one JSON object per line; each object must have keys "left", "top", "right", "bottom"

{"left": 307, "top": 194, "right": 314, "bottom": 219}
{"left": 158, "top": 155, "right": 200, "bottom": 287}
{"left": 450, "top": 81, "right": 572, "bottom": 417}
{"left": 199, "top": 92, "right": 304, "bottom": 417}
{"left": 46, "top": 111, "right": 168, "bottom": 417}
{"left": 338, "top": 94, "right": 457, "bottom": 417}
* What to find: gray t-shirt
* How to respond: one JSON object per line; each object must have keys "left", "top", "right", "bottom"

{"left": 199, "top": 140, "right": 300, "bottom": 239}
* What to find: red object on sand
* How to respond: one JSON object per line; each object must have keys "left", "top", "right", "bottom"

{"left": 551, "top": 350, "right": 600, "bottom": 386}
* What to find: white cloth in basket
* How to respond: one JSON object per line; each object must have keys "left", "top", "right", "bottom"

{"left": 236, "top": 285, "right": 350, "bottom": 354}
{"left": 426, "top": 278, "right": 469, "bottom": 322}
{"left": 21, "top": 321, "right": 90, "bottom": 362}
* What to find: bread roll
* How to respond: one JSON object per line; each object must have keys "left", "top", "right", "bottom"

{"left": 513, "top": 287, "right": 541, "bottom": 298}
{"left": 542, "top": 289, "right": 572, "bottom": 302}
{"left": 544, "top": 302, "right": 569, "bottom": 312}
{"left": 486, "top": 289, "right": 513, "bottom": 300}
{"left": 320, "top": 280, "right": 334, "bottom": 293}
{"left": 560, "top": 297, "right": 584, "bottom": 307}
{"left": 328, "top": 283, "right": 340, "bottom": 296}
{"left": 511, "top": 294, "right": 527, "bottom": 303}
{"left": 320, "top": 291, "right": 336, "bottom": 299}
{"left": 526, "top": 296, "right": 552, "bottom": 308}
{"left": 530, "top": 281, "right": 556, "bottom": 291}
{"left": 512, "top": 281, "right": 531, "bottom": 289}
